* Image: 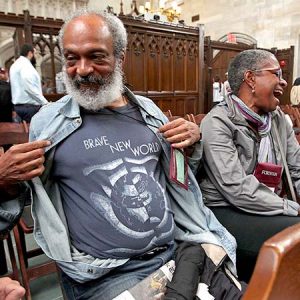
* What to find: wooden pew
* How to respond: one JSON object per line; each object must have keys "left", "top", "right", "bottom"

{"left": 243, "top": 223, "right": 300, "bottom": 300}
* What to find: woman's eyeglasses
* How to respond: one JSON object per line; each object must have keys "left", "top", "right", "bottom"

{"left": 253, "top": 68, "right": 283, "bottom": 80}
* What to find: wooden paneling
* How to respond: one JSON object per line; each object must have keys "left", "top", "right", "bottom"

{"left": 275, "top": 47, "right": 294, "bottom": 105}
{"left": 187, "top": 40, "right": 198, "bottom": 92}
{"left": 147, "top": 34, "right": 160, "bottom": 92}
{"left": 204, "top": 37, "right": 252, "bottom": 112}
{"left": 126, "top": 31, "right": 146, "bottom": 92}
{"left": 122, "top": 17, "right": 202, "bottom": 116}
{"left": 161, "top": 37, "right": 173, "bottom": 92}
{"left": 212, "top": 50, "right": 237, "bottom": 82}
{"left": 0, "top": 11, "right": 203, "bottom": 116}
{"left": 0, "top": 11, "right": 295, "bottom": 116}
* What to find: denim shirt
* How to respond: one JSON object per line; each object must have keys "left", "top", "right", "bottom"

{"left": 28, "top": 88, "right": 237, "bottom": 282}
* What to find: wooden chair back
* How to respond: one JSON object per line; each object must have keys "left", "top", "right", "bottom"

{"left": 0, "top": 121, "right": 29, "bottom": 145}
{"left": 163, "top": 110, "right": 181, "bottom": 121}
{"left": 163, "top": 110, "right": 173, "bottom": 119}
{"left": 185, "top": 113, "right": 206, "bottom": 125}
{"left": 243, "top": 223, "right": 300, "bottom": 300}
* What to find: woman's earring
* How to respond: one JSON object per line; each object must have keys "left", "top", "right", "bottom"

{"left": 252, "top": 87, "right": 255, "bottom": 93}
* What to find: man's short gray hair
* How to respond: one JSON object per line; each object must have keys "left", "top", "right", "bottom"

{"left": 228, "top": 49, "right": 275, "bottom": 95}
{"left": 58, "top": 9, "right": 127, "bottom": 59}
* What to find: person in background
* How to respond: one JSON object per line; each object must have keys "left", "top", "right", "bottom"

{"left": 195, "top": 49, "right": 300, "bottom": 282}
{"left": 212, "top": 75, "right": 224, "bottom": 106}
{"left": 9, "top": 44, "right": 48, "bottom": 122}
{"left": 0, "top": 67, "right": 12, "bottom": 122}
{"left": 290, "top": 77, "right": 300, "bottom": 106}
{"left": 222, "top": 71, "right": 231, "bottom": 99}
{"left": 15, "top": 10, "right": 245, "bottom": 299}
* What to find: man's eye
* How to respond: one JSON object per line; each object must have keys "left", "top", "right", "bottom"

{"left": 66, "top": 55, "right": 76, "bottom": 61}
{"left": 92, "top": 54, "right": 106, "bottom": 62}
{"left": 65, "top": 56, "right": 77, "bottom": 66}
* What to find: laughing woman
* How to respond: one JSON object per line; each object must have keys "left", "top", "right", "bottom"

{"left": 195, "top": 49, "right": 300, "bottom": 281}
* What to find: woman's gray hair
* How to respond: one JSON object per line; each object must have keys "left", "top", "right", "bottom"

{"left": 58, "top": 9, "right": 127, "bottom": 59}
{"left": 228, "top": 49, "right": 275, "bottom": 95}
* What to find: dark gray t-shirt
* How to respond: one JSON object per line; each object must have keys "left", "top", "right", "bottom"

{"left": 52, "top": 102, "right": 174, "bottom": 259}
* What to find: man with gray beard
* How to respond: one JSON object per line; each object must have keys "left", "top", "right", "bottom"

{"left": 23, "top": 10, "right": 242, "bottom": 299}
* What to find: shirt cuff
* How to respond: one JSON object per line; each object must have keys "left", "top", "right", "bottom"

{"left": 283, "top": 198, "right": 300, "bottom": 216}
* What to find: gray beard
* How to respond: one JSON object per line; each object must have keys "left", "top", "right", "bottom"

{"left": 63, "top": 62, "right": 124, "bottom": 111}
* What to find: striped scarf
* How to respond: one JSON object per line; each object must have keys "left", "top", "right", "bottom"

{"left": 231, "top": 94, "right": 274, "bottom": 163}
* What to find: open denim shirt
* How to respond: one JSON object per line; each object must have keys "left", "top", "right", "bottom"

{"left": 25, "top": 87, "right": 237, "bottom": 283}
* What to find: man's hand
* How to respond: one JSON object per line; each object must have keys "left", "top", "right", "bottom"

{"left": 0, "top": 140, "right": 50, "bottom": 187}
{"left": 0, "top": 277, "right": 25, "bottom": 300}
{"left": 158, "top": 118, "right": 200, "bottom": 149}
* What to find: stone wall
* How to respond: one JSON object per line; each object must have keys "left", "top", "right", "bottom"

{"left": 180, "top": 0, "right": 300, "bottom": 79}
{"left": 1, "top": 0, "right": 299, "bottom": 78}
{"left": 88, "top": 0, "right": 144, "bottom": 15}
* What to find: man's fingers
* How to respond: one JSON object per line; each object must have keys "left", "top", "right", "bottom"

{"left": 163, "top": 123, "right": 189, "bottom": 139}
{"left": 0, "top": 147, "right": 4, "bottom": 156}
{"left": 0, "top": 141, "right": 48, "bottom": 184}
{"left": 6, "top": 147, "right": 46, "bottom": 168}
{"left": 165, "top": 132, "right": 189, "bottom": 143}
{"left": 5, "top": 283, "right": 26, "bottom": 300}
{"left": 10, "top": 140, "right": 51, "bottom": 153}
{"left": 170, "top": 140, "right": 190, "bottom": 149}
{"left": 19, "top": 156, "right": 45, "bottom": 173}
{"left": 14, "top": 162, "right": 45, "bottom": 181}
{"left": 20, "top": 165, "right": 45, "bottom": 181}
{"left": 159, "top": 118, "right": 185, "bottom": 133}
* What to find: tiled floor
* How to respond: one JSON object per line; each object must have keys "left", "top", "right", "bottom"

{"left": 4, "top": 232, "right": 63, "bottom": 300}
{"left": 30, "top": 272, "right": 63, "bottom": 300}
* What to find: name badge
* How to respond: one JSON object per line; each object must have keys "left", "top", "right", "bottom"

{"left": 170, "top": 147, "right": 188, "bottom": 190}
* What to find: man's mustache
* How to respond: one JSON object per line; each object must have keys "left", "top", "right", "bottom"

{"left": 72, "top": 74, "right": 107, "bottom": 88}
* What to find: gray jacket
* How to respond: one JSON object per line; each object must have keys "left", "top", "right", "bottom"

{"left": 28, "top": 88, "right": 237, "bottom": 282}
{"left": 197, "top": 96, "right": 300, "bottom": 216}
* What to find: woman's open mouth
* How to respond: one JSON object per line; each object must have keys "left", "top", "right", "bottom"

{"left": 273, "top": 89, "right": 283, "bottom": 97}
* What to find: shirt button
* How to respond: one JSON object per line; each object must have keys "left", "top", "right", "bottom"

{"left": 87, "top": 268, "right": 93, "bottom": 274}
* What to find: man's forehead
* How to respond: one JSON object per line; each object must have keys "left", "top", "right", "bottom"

{"left": 65, "top": 15, "right": 109, "bottom": 35}
{"left": 63, "top": 15, "right": 113, "bottom": 50}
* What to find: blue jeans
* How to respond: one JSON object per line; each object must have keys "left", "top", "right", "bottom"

{"left": 60, "top": 245, "right": 174, "bottom": 300}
